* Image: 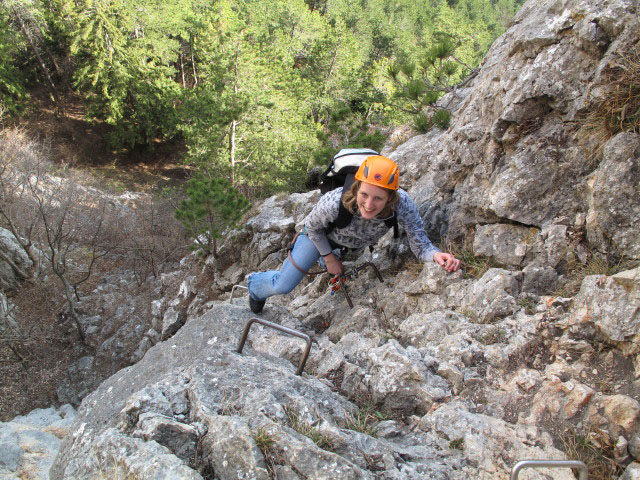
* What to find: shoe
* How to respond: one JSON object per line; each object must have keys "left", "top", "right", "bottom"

{"left": 249, "top": 296, "right": 266, "bottom": 314}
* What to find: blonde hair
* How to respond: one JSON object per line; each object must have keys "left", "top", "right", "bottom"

{"left": 342, "top": 180, "right": 399, "bottom": 218}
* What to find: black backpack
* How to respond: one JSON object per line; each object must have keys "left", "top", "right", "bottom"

{"left": 318, "top": 148, "right": 399, "bottom": 238}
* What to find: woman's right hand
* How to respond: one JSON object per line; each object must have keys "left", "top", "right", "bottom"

{"left": 324, "top": 253, "right": 343, "bottom": 275}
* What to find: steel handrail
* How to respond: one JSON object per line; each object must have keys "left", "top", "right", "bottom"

{"left": 336, "top": 262, "right": 384, "bottom": 309}
{"left": 511, "top": 460, "right": 588, "bottom": 480}
{"left": 352, "top": 262, "right": 384, "bottom": 282}
{"left": 236, "top": 317, "right": 312, "bottom": 376}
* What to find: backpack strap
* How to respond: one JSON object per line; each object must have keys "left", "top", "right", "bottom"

{"left": 385, "top": 215, "right": 399, "bottom": 238}
{"left": 325, "top": 199, "right": 352, "bottom": 235}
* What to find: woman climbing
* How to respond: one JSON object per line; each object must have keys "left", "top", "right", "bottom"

{"left": 247, "top": 155, "right": 461, "bottom": 313}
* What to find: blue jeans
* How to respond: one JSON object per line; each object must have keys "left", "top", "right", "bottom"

{"left": 248, "top": 233, "right": 327, "bottom": 301}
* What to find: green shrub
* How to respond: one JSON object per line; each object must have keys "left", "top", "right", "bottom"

{"left": 174, "top": 176, "right": 250, "bottom": 257}
{"left": 433, "top": 109, "right": 452, "bottom": 129}
{"left": 413, "top": 112, "right": 433, "bottom": 133}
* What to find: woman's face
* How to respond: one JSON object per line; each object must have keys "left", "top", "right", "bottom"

{"left": 357, "top": 182, "right": 390, "bottom": 219}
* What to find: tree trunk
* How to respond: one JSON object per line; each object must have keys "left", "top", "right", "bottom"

{"left": 190, "top": 36, "right": 198, "bottom": 87}
{"left": 9, "top": 3, "right": 59, "bottom": 103}
{"left": 229, "top": 44, "right": 240, "bottom": 185}
{"left": 32, "top": 18, "right": 65, "bottom": 79}
{"left": 230, "top": 119, "right": 237, "bottom": 186}
{"left": 55, "top": 269, "right": 86, "bottom": 343}
{"left": 180, "top": 52, "right": 186, "bottom": 88}
{"left": 323, "top": 34, "right": 341, "bottom": 93}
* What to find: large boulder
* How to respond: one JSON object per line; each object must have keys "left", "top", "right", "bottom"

{"left": 586, "top": 132, "right": 640, "bottom": 259}
{"left": 51, "top": 300, "right": 575, "bottom": 480}
{"left": 564, "top": 267, "right": 640, "bottom": 369}
{"left": 51, "top": 304, "right": 467, "bottom": 480}
{"left": 0, "top": 405, "right": 75, "bottom": 480}
{"left": 389, "top": 0, "right": 639, "bottom": 256}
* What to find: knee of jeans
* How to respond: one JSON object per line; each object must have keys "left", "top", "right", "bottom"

{"left": 273, "top": 281, "right": 297, "bottom": 295}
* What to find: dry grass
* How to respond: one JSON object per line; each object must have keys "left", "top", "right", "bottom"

{"left": 94, "top": 456, "right": 142, "bottom": 480}
{"left": 283, "top": 406, "right": 335, "bottom": 451}
{"left": 591, "top": 43, "right": 640, "bottom": 134}
{"left": 441, "top": 236, "right": 499, "bottom": 279}
{"left": 342, "top": 404, "right": 383, "bottom": 437}
{"left": 449, "top": 438, "right": 464, "bottom": 450}
{"left": 555, "top": 250, "right": 636, "bottom": 297}
{"left": 579, "top": 41, "right": 640, "bottom": 160}
{"left": 252, "top": 427, "right": 282, "bottom": 476}
{"left": 561, "top": 426, "right": 624, "bottom": 480}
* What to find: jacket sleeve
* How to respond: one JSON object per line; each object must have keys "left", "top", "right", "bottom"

{"left": 304, "top": 189, "right": 342, "bottom": 256}
{"left": 397, "top": 190, "right": 441, "bottom": 262}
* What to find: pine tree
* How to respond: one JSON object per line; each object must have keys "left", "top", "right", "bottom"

{"left": 63, "top": 0, "right": 182, "bottom": 147}
{"left": 179, "top": 0, "right": 326, "bottom": 194}
{"left": 0, "top": 6, "right": 26, "bottom": 115}
{"left": 174, "top": 176, "right": 250, "bottom": 258}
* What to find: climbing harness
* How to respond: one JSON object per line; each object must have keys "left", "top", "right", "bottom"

{"left": 286, "top": 232, "right": 324, "bottom": 275}
{"left": 511, "top": 460, "right": 588, "bottom": 480}
{"left": 236, "top": 317, "right": 312, "bottom": 375}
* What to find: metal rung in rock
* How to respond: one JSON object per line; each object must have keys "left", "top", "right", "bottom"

{"left": 511, "top": 460, "right": 588, "bottom": 480}
{"left": 229, "top": 285, "right": 248, "bottom": 304}
{"left": 236, "top": 317, "right": 312, "bottom": 376}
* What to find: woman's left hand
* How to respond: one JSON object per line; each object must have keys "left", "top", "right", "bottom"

{"left": 433, "top": 252, "right": 461, "bottom": 273}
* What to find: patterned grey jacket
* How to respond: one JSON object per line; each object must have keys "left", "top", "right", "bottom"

{"left": 304, "top": 187, "right": 441, "bottom": 262}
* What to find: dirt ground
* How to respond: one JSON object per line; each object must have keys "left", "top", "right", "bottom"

{"left": 20, "top": 89, "right": 190, "bottom": 191}
{"left": 0, "top": 279, "right": 79, "bottom": 421}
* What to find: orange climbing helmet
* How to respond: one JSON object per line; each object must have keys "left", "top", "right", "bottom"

{"left": 354, "top": 155, "right": 399, "bottom": 190}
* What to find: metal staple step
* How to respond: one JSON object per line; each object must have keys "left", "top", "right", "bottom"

{"left": 236, "top": 317, "right": 312, "bottom": 376}
{"left": 511, "top": 460, "right": 588, "bottom": 480}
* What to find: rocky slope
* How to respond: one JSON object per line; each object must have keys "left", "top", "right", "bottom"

{"left": 0, "top": 405, "right": 76, "bottom": 480}
{"left": 4, "top": 0, "right": 639, "bottom": 478}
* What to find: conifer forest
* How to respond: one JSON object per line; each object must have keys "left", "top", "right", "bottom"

{"left": 1, "top": 0, "right": 523, "bottom": 195}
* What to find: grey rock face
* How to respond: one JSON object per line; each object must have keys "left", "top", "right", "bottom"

{"left": 417, "top": 402, "right": 576, "bottom": 480}
{"left": 0, "top": 405, "right": 75, "bottom": 480}
{"left": 56, "top": 356, "right": 98, "bottom": 405}
{"left": 621, "top": 462, "right": 640, "bottom": 480}
{"left": 586, "top": 132, "right": 640, "bottom": 258}
{"left": 522, "top": 264, "right": 558, "bottom": 295}
{"left": 51, "top": 297, "right": 577, "bottom": 480}
{"left": 631, "top": 434, "right": 640, "bottom": 460}
{"left": 49, "top": 305, "right": 466, "bottom": 480}
{"left": 391, "top": 0, "right": 640, "bottom": 263}
{"left": 473, "top": 224, "right": 535, "bottom": 268}
{"left": 567, "top": 267, "right": 640, "bottom": 361}
{"left": 0, "top": 227, "right": 33, "bottom": 291}
{"left": 459, "top": 268, "right": 522, "bottom": 323}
